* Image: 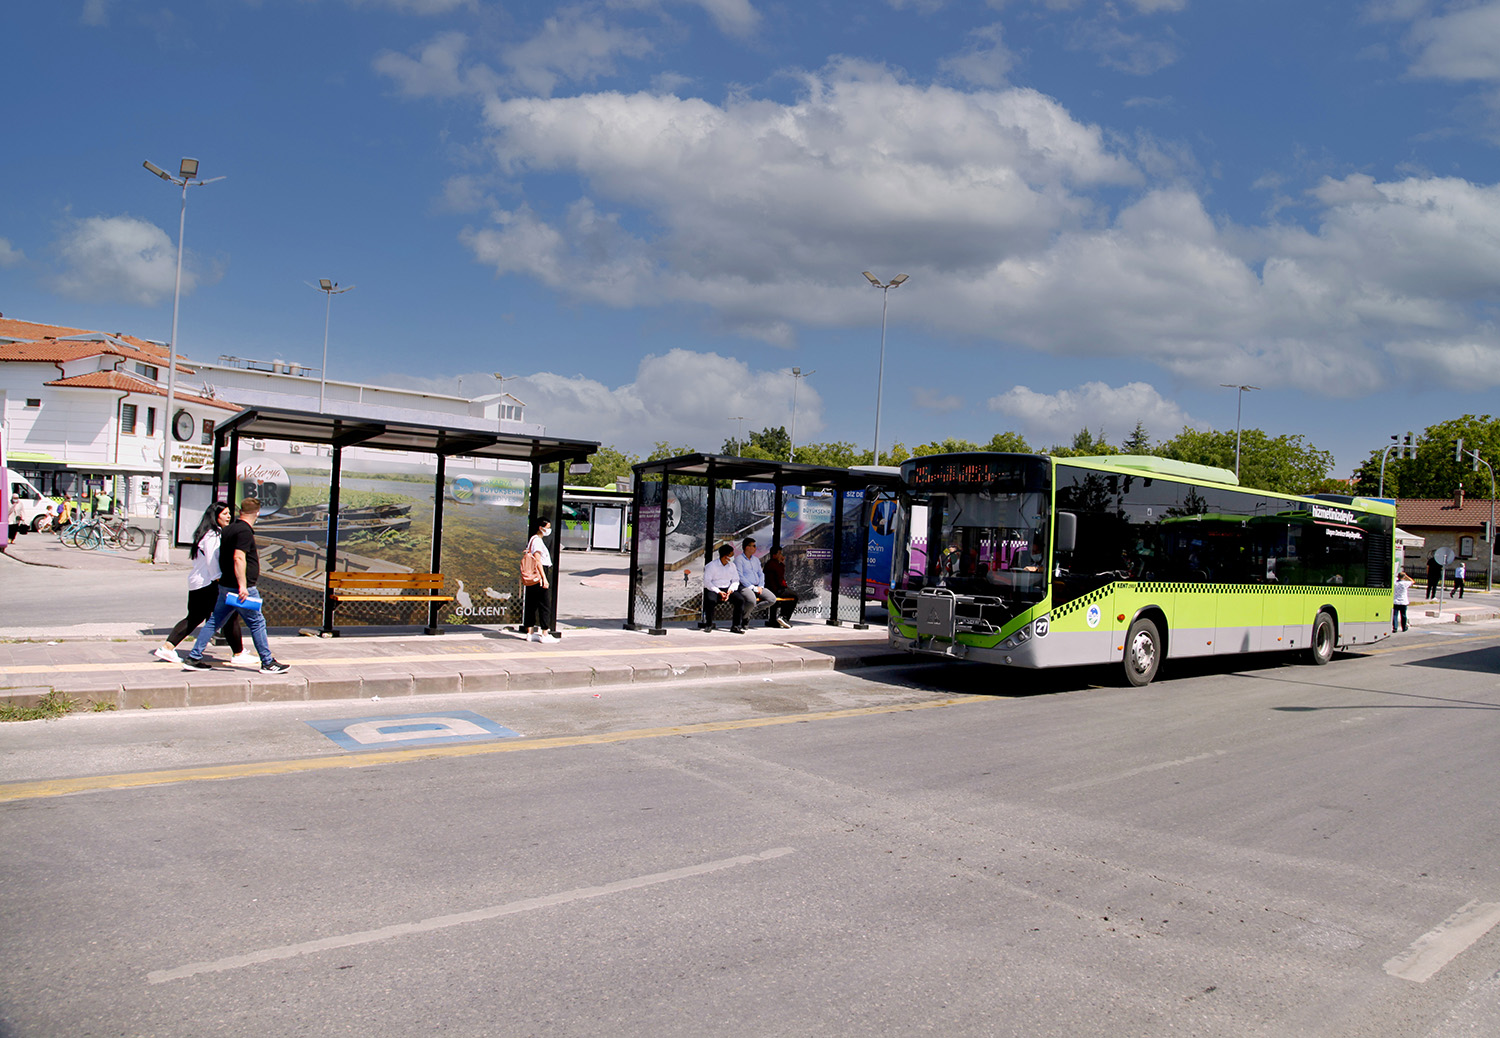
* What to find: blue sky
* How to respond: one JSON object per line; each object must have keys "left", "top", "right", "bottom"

{"left": 5, "top": 0, "right": 1500, "bottom": 475}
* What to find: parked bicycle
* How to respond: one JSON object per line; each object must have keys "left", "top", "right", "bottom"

{"left": 60, "top": 514, "right": 146, "bottom": 551}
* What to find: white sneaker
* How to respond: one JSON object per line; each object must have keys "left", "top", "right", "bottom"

{"left": 541, "top": 633, "right": 561, "bottom": 643}
{"left": 528, "top": 631, "right": 541, "bottom": 642}
{"left": 230, "top": 651, "right": 259, "bottom": 667}
{"left": 153, "top": 645, "right": 181, "bottom": 664}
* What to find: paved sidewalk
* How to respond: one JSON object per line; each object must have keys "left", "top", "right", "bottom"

{"left": 0, "top": 623, "right": 900, "bottom": 710}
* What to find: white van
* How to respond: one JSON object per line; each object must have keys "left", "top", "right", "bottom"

{"left": 6, "top": 473, "right": 53, "bottom": 532}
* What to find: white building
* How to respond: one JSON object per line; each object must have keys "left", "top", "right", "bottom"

{"left": 1, "top": 315, "right": 543, "bottom": 514}
{"left": 0, "top": 317, "right": 240, "bottom": 512}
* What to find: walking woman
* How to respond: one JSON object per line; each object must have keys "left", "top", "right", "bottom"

{"left": 523, "top": 517, "right": 559, "bottom": 643}
{"left": 153, "top": 502, "right": 249, "bottom": 665}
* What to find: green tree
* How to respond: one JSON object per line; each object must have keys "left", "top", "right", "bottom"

{"left": 912, "top": 437, "right": 981, "bottom": 457}
{"left": 1048, "top": 427, "right": 1117, "bottom": 458}
{"left": 569, "top": 445, "right": 638, "bottom": 488}
{"left": 725, "top": 425, "right": 793, "bottom": 460}
{"left": 1158, "top": 427, "right": 1334, "bottom": 495}
{"left": 983, "top": 431, "right": 1031, "bottom": 453}
{"left": 1122, "top": 420, "right": 1151, "bottom": 454}
{"left": 646, "top": 441, "right": 696, "bottom": 462}
{"left": 1352, "top": 415, "right": 1500, "bottom": 499}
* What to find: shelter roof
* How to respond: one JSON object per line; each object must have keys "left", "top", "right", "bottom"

{"left": 1396, "top": 498, "right": 1494, "bottom": 528}
{"left": 216, "top": 405, "right": 598, "bottom": 465}
{"left": 632, "top": 453, "right": 904, "bottom": 489}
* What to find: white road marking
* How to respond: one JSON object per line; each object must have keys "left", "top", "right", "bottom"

{"left": 147, "top": 847, "right": 794, "bottom": 984}
{"left": 1046, "top": 751, "right": 1223, "bottom": 794}
{"left": 1384, "top": 900, "right": 1500, "bottom": 983}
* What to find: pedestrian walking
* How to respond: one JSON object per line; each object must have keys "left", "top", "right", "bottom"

{"left": 1392, "top": 570, "right": 1413, "bottom": 632}
{"left": 153, "top": 502, "right": 250, "bottom": 665}
{"left": 1426, "top": 554, "right": 1442, "bottom": 600}
{"left": 181, "top": 497, "right": 289, "bottom": 674}
{"left": 522, "top": 517, "right": 559, "bottom": 643}
{"left": 1453, "top": 559, "right": 1466, "bottom": 599}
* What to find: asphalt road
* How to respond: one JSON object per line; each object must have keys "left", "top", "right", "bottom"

{"left": 4, "top": 634, "right": 1500, "bottom": 1037}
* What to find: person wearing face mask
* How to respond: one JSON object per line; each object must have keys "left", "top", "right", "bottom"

{"left": 523, "top": 517, "right": 559, "bottom": 643}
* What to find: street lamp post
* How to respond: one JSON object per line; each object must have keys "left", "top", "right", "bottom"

{"left": 730, "top": 416, "right": 746, "bottom": 456}
{"left": 789, "top": 366, "right": 814, "bottom": 462}
{"left": 312, "top": 280, "right": 355, "bottom": 412}
{"left": 1218, "top": 383, "right": 1260, "bottom": 480}
{"left": 1458, "top": 443, "right": 1496, "bottom": 593}
{"left": 142, "top": 157, "right": 223, "bottom": 565}
{"left": 863, "top": 271, "right": 908, "bottom": 466}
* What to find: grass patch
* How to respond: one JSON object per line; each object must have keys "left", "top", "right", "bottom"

{"left": 0, "top": 690, "right": 75, "bottom": 722}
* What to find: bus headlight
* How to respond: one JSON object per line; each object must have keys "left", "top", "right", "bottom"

{"left": 1002, "top": 625, "right": 1031, "bottom": 649}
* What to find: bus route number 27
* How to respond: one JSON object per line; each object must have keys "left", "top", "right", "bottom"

{"left": 1034, "top": 615, "right": 1050, "bottom": 638}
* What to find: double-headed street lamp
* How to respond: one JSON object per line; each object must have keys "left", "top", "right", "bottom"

{"left": 312, "top": 279, "right": 355, "bottom": 412}
{"left": 863, "top": 271, "right": 908, "bottom": 466}
{"left": 789, "top": 366, "right": 815, "bottom": 462}
{"left": 1219, "top": 383, "right": 1260, "bottom": 480}
{"left": 142, "top": 157, "right": 223, "bottom": 565}
{"left": 1456, "top": 438, "right": 1496, "bottom": 593}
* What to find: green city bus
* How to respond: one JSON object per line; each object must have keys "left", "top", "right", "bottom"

{"left": 887, "top": 453, "right": 1396, "bottom": 686}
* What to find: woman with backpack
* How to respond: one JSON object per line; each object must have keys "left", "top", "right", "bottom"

{"left": 522, "top": 517, "right": 559, "bottom": 643}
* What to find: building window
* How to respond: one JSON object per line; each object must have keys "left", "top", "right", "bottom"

{"left": 201, "top": 418, "right": 215, "bottom": 446}
{"left": 120, "top": 403, "right": 137, "bottom": 434}
{"left": 146, "top": 407, "right": 157, "bottom": 437}
{"left": 134, "top": 362, "right": 160, "bottom": 382}
{"left": 25, "top": 398, "right": 41, "bottom": 408}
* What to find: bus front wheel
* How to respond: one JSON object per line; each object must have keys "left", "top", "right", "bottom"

{"left": 1123, "top": 617, "right": 1162, "bottom": 687}
{"left": 1309, "top": 612, "right": 1335, "bottom": 666}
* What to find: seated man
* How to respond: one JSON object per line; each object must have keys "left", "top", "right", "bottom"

{"left": 761, "top": 544, "right": 796, "bottom": 628}
{"left": 735, "top": 537, "right": 779, "bottom": 623}
{"left": 702, "top": 544, "right": 748, "bottom": 632}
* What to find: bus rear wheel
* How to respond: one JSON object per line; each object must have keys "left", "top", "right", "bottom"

{"left": 1123, "top": 617, "right": 1162, "bottom": 687}
{"left": 1309, "top": 612, "right": 1335, "bottom": 666}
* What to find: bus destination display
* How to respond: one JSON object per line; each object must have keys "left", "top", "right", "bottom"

{"left": 905, "top": 456, "right": 1033, "bottom": 490}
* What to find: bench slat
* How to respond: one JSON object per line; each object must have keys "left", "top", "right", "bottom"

{"left": 331, "top": 594, "right": 454, "bottom": 602}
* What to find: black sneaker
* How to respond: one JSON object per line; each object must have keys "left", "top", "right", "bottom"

{"left": 182, "top": 657, "right": 213, "bottom": 670}
{"left": 259, "top": 660, "right": 290, "bottom": 674}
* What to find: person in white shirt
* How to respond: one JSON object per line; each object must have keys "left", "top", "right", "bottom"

{"left": 734, "top": 537, "right": 778, "bottom": 621}
{"left": 702, "top": 544, "right": 747, "bottom": 632}
{"left": 1453, "top": 559, "right": 1466, "bottom": 599}
{"left": 1392, "top": 570, "right": 1413, "bottom": 632}
{"left": 154, "top": 502, "right": 249, "bottom": 665}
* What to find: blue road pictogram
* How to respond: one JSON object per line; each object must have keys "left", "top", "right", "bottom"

{"left": 306, "top": 710, "right": 521, "bottom": 751}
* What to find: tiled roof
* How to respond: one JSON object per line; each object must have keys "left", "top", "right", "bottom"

{"left": 0, "top": 316, "right": 191, "bottom": 373}
{"left": 43, "top": 370, "right": 241, "bottom": 412}
{"left": 0, "top": 316, "right": 92, "bottom": 341}
{"left": 1396, "top": 498, "right": 1495, "bottom": 528}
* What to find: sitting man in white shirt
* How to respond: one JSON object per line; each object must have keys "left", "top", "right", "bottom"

{"left": 702, "top": 543, "right": 748, "bottom": 632}
{"left": 734, "top": 537, "right": 778, "bottom": 623}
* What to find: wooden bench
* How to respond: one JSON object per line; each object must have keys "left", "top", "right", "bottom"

{"left": 325, "top": 572, "right": 454, "bottom": 634}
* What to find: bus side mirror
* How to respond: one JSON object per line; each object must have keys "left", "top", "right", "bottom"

{"left": 1056, "top": 512, "right": 1077, "bottom": 553}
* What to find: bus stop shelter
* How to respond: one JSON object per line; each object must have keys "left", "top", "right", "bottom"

{"left": 209, "top": 406, "right": 598, "bottom": 635}
{"left": 626, "top": 454, "right": 903, "bottom": 634}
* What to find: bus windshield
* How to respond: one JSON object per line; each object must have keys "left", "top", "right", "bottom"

{"left": 893, "top": 482, "right": 1051, "bottom": 604}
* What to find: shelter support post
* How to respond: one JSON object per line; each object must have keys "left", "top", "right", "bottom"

{"left": 425, "top": 453, "right": 447, "bottom": 635}
{"left": 701, "top": 461, "right": 718, "bottom": 629}
{"left": 319, "top": 444, "right": 344, "bottom": 636}
{"left": 853, "top": 487, "right": 872, "bottom": 630}
{"left": 651, "top": 468, "right": 669, "bottom": 635}
{"left": 625, "top": 478, "right": 642, "bottom": 630}
{"left": 828, "top": 488, "right": 845, "bottom": 626}
{"left": 549, "top": 469, "right": 564, "bottom": 636}
{"left": 225, "top": 432, "right": 241, "bottom": 509}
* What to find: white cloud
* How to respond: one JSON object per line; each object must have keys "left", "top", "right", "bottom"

{"left": 987, "top": 381, "right": 1202, "bottom": 444}
{"left": 912, "top": 387, "right": 964, "bottom": 413}
{"left": 493, "top": 350, "right": 822, "bottom": 453}
{"left": 688, "top": 0, "right": 760, "bottom": 37}
{"left": 502, "top": 9, "right": 656, "bottom": 96}
{"left": 1407, "top": 2, "right": 1500, "bottom": 81}
{"left": 50, "top": 215, "right": 212, "bottom": 306}
{"left": 347, "top": 0, "right": 475, "bottom": 14}
{"left": 940, "top": 22, "right": 1015, "bottom": 88}
{"left": 0, "top": 238, "right": 24, "bottom": 268}
{"left": 375, "top": 32, "right": 487, "bottom": 98}
{"left": 80, "top": 0, "right": 110, "bottom": 27}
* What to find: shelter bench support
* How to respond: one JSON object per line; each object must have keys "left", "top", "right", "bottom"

{"left": 323, "top": 572, "right": 454, "bottom": 637}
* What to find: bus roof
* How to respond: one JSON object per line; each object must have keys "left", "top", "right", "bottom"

{"left": 1061, "top": 454, "right": 1239, "bottom": 486}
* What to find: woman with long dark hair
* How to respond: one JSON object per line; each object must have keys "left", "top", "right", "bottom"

{"left": 153, "top": 501, "right": 248, "bottom": 665}
{"left": 522, "top": 516, "right": 559, "bottom": 643}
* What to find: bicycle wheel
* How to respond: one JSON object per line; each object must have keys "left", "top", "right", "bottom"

{"left": 78, "top": 526, "right": 102, "bottom": 550}
{"left": 123, "top": 527, "right": 147, "bottom": 550}
{"left": 64, "top": 523, "right": 88, "bottom": 548}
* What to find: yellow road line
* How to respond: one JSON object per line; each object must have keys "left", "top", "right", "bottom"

{"left": 0, "top": 640, "right": 872, "bottom": 677}
{"left": 0, "top": 696, "right": 983, "bottom": 803}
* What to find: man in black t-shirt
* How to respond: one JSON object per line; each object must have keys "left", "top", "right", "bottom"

{"left": 183, "top": 498, "right": 289, "bottom": 674}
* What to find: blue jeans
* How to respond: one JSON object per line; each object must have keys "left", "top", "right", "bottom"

{"left": 187, "top": 585, "right": 273, "bottom": 665}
